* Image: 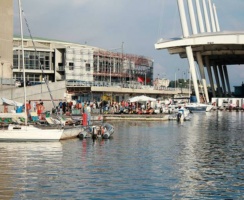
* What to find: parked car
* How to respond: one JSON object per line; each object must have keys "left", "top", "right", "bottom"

{"left": 17, "top": 80, "right": 32, "bottom": 87}
{"left": 15, "top": 80, "right": 21, "bottom": 87}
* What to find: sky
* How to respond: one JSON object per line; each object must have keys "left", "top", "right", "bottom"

{"left": 13, "top": 0, "right": 244, "bottom": 90}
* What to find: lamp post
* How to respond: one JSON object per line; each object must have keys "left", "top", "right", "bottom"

{"left": 1, "top": 61, "right": 4, "bottom": 88}
{"left": 10, "top": 65, "right": 13, "bottom": 86}
{"left": 175, "top": 68, "right": 179, "bottom": 89}
{"left": 109, "top": 65, "right": 111, "bottom": 86}
{"left": 144, "top": 72, "right": 146, "bottom": 86}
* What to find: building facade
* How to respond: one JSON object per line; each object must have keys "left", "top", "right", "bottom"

{"left": 0, "top": 0, "right": 13, "bottom": 80}
{"left": 12, "top": 37, "right": 154, "bottom": 86}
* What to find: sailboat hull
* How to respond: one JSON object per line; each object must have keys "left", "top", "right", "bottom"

{"left": 0, "top": 124, "right": 63, "bottom": 141}
{"left": 61, "top": 125, "right": 82, "bottom": 140}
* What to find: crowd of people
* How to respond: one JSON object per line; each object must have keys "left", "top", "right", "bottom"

{"left": 62, "top": 99, "right": 166, "bottom": 115}
{"left": 19, "top": 99, "right": 168, "bottom": 121}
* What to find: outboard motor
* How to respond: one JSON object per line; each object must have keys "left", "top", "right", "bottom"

{"left": 92, "top": 126, "right": 97, "bottom": 142}
{"left": 177, "top": 113, "right": 182, "bottom": 122}
{"left": 78, "top": 128, "right": 85, "bottom": 140}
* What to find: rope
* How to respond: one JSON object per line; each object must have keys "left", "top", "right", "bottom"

{"left": 21, "top": 9, "right": 61, "bottom": 121}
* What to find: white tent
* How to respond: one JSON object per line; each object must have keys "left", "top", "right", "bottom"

{"left": 1, "top": 97, "right": 23, "bottom": 107}
{"left": 128, "top": 95, "right": 157, "bottom": 102}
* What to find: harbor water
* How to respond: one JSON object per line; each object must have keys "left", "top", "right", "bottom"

{"left": 0, "top": 112, "right": 243, "bottom": 199}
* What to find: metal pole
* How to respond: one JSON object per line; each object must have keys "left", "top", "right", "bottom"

{"left": 18, "top": 0, "right": 27, "bottom": 126}
{"left": 110, "top": 66, "right": 111, "bottom": 85}
{"left": 1, "top": 62, "right": 3, "bottom": 88}
{"left": 175, "top": 72, "right": 176, "bottom": 89}
{"left": 144, "top": 72, "right": 146, "bottom": 85}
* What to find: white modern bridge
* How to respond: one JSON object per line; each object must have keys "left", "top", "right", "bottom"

{"left": 155, "top": 0, "right": 244, "bottom": 103}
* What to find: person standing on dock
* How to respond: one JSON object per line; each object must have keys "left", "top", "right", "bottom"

{"left": 26, "top": 100, "right": 31, "bottom": 119}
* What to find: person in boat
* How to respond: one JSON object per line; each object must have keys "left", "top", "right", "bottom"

{"left": 37, "top": 102, "right": 45, "bottom": 120}
{"left": 101, "top": 126, "right": 106, "bottom": 136}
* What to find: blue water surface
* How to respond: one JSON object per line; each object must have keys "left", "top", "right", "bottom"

{"left": 0, "top": 111, "right": 243, "bottom": 199}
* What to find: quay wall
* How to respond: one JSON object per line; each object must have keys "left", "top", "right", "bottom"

{"left": 0, "top": 81, "right": 66, "bottom": 112}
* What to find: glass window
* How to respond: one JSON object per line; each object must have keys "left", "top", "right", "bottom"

{"left": 86, "top": 63, "right": 90, "bottom": 71}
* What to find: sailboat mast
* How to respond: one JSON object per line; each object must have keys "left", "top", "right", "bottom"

{"left": 18, "top": 0, "right": 27, "bottom": 126}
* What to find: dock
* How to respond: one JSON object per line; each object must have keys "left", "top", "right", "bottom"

{"left": 102, "top": 114, "right": 169, "bottom": 121}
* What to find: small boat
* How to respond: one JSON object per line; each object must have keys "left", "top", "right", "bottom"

{"left": 44, "top": 117, "right": 82, "bottom": 140}
{"left": 101, "top": 123, "right": 114, "bottom": 139}
{"left": 61, "top": 125, "right": 83, "bottom": 140}
{"left": 83, "top": 123, "right": 114, "bottom": 140}
{"left": 78, "top": 126, "right": 92, "bottom": 140}
{"left": 178, "top": 108, "right": 191, "bottom": 121}
{"left": 185, "top": 103, "right": 212, "bottom": 112}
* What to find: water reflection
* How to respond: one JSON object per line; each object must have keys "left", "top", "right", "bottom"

{"left": 175, "top": 112, "right": 244, "bottom": 199}
{"left": 0, "top": 142, "right": 62, "bottom": 199}
{"left": 0, "top": 112, "right": 243, "bottom": 199}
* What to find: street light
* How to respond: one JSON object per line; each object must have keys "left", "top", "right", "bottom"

{"left": 1, "top": 61, "right": 4, "bottom": 88}
{"left": 144, "top": 72, "right": 146, "bottom": 86}
{"left": 109, "top": 65, "right": 111, "bottom": 86}
{"left": 175, "top": 68, "right": 180, "bottom": 89}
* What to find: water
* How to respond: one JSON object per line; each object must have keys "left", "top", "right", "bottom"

{"left": 0, "top": 112, "right": 243, "bottom": 199}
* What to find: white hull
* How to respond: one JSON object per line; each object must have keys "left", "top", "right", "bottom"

{"left": 78, "top": 127, "right": 92, "bottom": 140}
{"left": 102, "top": 123, "right": 114, "bottom": 139}
{"left": 61, "top": 125, "right": 82, "bottom": 140}
{"left": 0, "top": 124, "right": 63, "bottom": 141}
{"left": 185, "top": 103, "right": 212, "bottom": 112}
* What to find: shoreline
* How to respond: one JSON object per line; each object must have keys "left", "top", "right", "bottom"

{"left": 102, "top": 114, "right": 169, "bottom": 121}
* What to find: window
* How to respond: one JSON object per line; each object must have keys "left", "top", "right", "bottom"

{"left": 86, "top": 63, "right": 90, "bottom": 71}
{"left": 69, "top": 63, "right": 74, "bottom": 70}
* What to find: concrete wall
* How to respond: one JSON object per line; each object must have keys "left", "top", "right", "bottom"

{"left": 0, "top": 0, "right": 13, "bottom": 78}
{"left": 0, "top": 81, "right": 66, "bottom": 112}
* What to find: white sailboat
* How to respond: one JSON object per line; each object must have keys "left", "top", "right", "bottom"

{"left": 0, "top": 0, "right": 63, "bottom": 141}
{"left": 185, "top": 102, "right": 212, "bottom": 112}
{"left": 184, "top": 65, "right": 213, "bottom": 113}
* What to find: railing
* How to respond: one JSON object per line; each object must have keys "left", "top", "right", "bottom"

{"left": 65, "top": 80, "right": 191, "bottom": 93}
{"left": 0, "top": 78, "right": 16, "bottom": 86}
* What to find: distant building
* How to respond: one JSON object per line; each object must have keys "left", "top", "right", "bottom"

{"left": 233, "top": 83, "right": 244, "bottom": 97}
{"left": 0, "top": 0, "right": 13, "bottom": 79}
{"left": 12, "top": 37, "right": 153, "bottom": 85}
{"left": 153, "top": 78, "right": 170, "bottom": 89}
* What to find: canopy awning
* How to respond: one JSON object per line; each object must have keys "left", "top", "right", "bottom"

{"left": 128, "top": 95, "right": 157, "bottom": 102}
{"left": 1, "top": 97, "right": 23, "bottom": 107}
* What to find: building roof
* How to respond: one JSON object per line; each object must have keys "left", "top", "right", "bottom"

{"left": 155, "top": 31, "right": 244, "bottom": 65}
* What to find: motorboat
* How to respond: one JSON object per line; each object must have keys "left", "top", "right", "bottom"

{"left": 101, "top": 123, "right": 114, "bottom": 139}
{"left": 78, "top": 126, "right": 92, "bottom": 140}
{"left": 177, "top": 108, "right": 191, "bottom": 122}
{"left": 185, "top": 103, "right": 213, "bottom": 112}
{"left": 93, "top": 123, "right": 114, "bottom": 139}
